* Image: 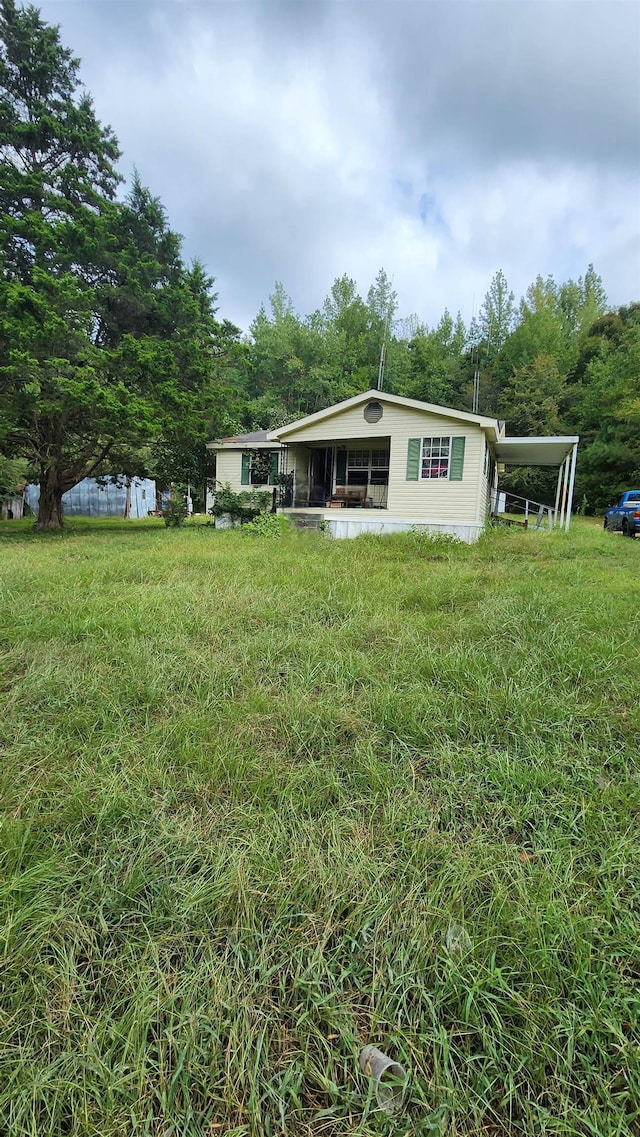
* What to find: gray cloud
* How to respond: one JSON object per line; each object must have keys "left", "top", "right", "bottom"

{"left": 39, "top": 0, "right": 640, "bottom": 330}
{"left": 365, "top": 1, "right": 640, "bottom": 167}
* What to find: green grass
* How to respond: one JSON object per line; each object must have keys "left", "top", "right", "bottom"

{"left": 0, "top": 517, "right": 638, "bottom": 1136}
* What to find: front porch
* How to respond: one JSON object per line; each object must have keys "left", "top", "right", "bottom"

{"left": 279, "top": 439, "right": 390, "bottom": 510}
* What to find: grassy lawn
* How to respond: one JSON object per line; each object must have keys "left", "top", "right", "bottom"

{"left": 0, "top": 517, "right": 638, "bottom": 1136}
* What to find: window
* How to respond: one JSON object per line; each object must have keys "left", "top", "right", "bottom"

{"left": 347, "top": 449, "right": 370, "bottom": 468}
{"left": 406, "top": 436, "right": 465, "bottom": 482}
{"left": 421, "top": 437, "right": 450, "bottom": 479}
{"left": 346, "top": 448, "right": 389, "bottom": 486}
{"left": 241, "top": 450, "right": 279, "bottom": 486}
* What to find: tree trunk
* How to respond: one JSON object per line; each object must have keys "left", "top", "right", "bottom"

{"left": 35, "top": 471, "right": 64, "bottom": 530}
{"left": 124, "top": 476, "right": 131, "bottom": 519}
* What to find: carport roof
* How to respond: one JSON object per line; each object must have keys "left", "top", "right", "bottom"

{"left": 494, "top": 436, "right": 579, "bottom": 467}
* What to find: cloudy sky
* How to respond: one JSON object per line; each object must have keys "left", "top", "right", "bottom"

{"left": 41, "top": 0, "right": 640, "bottom": 333}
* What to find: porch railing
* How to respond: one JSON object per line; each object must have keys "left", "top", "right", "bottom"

{"left": 492, "top": 491, "right": 558, "bottom": 529}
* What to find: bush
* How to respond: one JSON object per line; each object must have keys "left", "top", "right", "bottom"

{"left": 162, "top": 499, "right": 187, "bottom": 527}
{"left": 241, "top": 511, "right": 291, "bottom": 538}
{"left": 410, "top": 525, "right": 460, "bottom": 542}
{"left": 210, "top": 483, "right": 273, "bottom": 525}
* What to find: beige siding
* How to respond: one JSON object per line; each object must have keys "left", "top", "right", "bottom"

{"left": 214, "top": 450, "right": 244, "bottom": 493}
{"left": 388, "top": 428, "right": 482, "bottom": 522}
{"left": 283, "top": 403, "right": 485, "bottom": 523}
{"left": 213, "top": 449, "right": 279, "bottom": 494}
{"left": 281, "top": 401, "right": 415, "bottom": 443}
{"left": 478, "top": 444, "right": 498, "bottom": 521}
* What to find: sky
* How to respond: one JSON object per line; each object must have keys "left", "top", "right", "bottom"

{"left": 40, "top": 0, "right": 640, "bottom": 334}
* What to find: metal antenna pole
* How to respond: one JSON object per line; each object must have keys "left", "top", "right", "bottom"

{"left": 377, "top": 339, "right": 386, "bottom": 390}
{"left": 376, "top": 276, "right": 394, "bottom": 392}
{"left": 469, "top": 292, "right": 480, "bottom": 414}
{"left": 472, "top": 343, "right": 481, "bottom": 415}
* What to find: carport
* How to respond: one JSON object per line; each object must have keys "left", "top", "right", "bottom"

{"left": 493, "top": 436, "right": 579, "bottom": 530}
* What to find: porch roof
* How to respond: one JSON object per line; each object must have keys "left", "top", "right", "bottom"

{"left": 494, "top": 436, "right": 579, "bottom": 467}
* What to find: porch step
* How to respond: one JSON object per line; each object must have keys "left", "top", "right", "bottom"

{"left": 288, "top": 512, "right": 323, "bottom": 530}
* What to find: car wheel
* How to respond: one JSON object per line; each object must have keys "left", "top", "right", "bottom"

{"left": 603, "top": 517, "right": 608, "bottom": 529}
{"left": 622, "top": 520, "right": 631, "bottom": 537}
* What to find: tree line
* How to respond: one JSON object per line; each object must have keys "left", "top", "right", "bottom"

{"left": 1, "top": 0, "right": 638, "bottom": 527}
{"left": 242, "top": 267, "right": 639, "bottom": 511}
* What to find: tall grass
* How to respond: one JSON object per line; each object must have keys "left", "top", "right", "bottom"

{"left": 0, "top": 518, "right": 638, "bottom": 1135}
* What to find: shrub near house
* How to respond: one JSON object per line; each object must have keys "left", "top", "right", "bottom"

{"left": 211, "top": 483, "right": 273, "bottom": 525}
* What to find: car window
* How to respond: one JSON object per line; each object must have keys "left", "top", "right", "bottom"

{"left": 627, "top": 493, "right": 640, "bottom": 502}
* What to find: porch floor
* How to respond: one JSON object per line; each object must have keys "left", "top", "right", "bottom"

{"left": 284, "top": 506, "right": 387, "bottom": 517}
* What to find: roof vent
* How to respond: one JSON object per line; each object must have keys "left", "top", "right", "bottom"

{"left": 364, "top": 400, "right": 383, "bottom": 424}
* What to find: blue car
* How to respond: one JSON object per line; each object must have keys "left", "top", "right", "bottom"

{"left": 604, "top": 491, "right": 640, "bottom": 537}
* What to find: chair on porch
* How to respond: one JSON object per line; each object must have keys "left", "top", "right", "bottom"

{"left": 325, "top": 485, "right": 368, "bottom": 508}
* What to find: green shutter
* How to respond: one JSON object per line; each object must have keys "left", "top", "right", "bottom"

{"left": 241, "top": 451, "right": 250, "bottom": 485}
{"left": 336, "top": 449, "right": 347, "bottom": 484}
{"left": 269, "top": 451, "right": 279, "bottom": 484}
{"left": 406, "top": 437, "right": 421, "bottom": 480}
{"left": 449, "top": 436, "right": 465, "bottom": 481}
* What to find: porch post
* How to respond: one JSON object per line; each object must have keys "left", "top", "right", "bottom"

{"left": 565, "top": 443, "right": 578, "bottom": 531}
{"left": 553, "top": 464, "right": 564, "bottom": 528}
{"left": 559, "top": 455, "right": 570, "bottom": 528}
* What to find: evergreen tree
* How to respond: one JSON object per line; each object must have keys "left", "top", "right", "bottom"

{"left": 399, "top": 309, "right": 468, "bottom": 409}
{"left": 321, "top": 274, "right": 370, "bottom": 391}
{"left": 478, "top": 269, "right": 516, "bottom": 360}
{"left": 573, "top": 306, "right": 640, "bottom": 508}
{"left": 0, "top": 2, "right": 223, "bottom": 527}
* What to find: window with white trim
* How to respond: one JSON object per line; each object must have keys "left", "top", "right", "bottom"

{"left": 421, "top": 437, "right": 450, "bottom": 479}
{"left": 346, "top": 448, "right": 389, "bottom": 486}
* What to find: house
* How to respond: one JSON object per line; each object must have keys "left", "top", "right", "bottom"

{"left": 207, "top": 390, "right": 579, "bottom": 541}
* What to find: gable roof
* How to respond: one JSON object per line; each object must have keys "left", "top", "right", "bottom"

{"left": 268, "top": 389, "right": 501, "bottom": 441}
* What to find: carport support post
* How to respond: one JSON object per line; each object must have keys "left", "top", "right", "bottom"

{"left": 553, "top": 465, "right": 564, "bottom": 528}
{"left": 559, "top": 454, "right": 570, "bottom": 528}
{"left": 564, "top": 442, "right": 578, "bottom": 531}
